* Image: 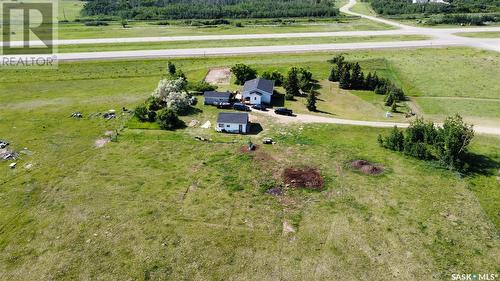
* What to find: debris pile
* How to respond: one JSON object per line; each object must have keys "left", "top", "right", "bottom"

{"left": 240, "top": 141, "right": 257, "bottom": 153}
{"left": 283, "top": 167, "right": 324, "bottom": 189}
{"left": 200, "top": 121, "right": 211, "bottom": 129}
{"left": 70, "top": 112, "right": 83, "bottom": 118}
{"left": 0, "top": 140, "right": 10, "bottom": 149}
{"left": 103, "top": 112, "right": 116, "bottom": 120}
{"left": 351, "top": 160, "right": 384, "bottom": 175}
{"left": 194, "top": 136, "right": 211, "bottom": 142}
{"left": 0, "top": 140, "right": 18, "bottom": 161}
{"left": 188, "top": 120, "right": 200, "bottom": 127}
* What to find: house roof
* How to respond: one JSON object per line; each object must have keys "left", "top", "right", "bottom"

{"left": 204, "top": 91, "right": 231, "bottom": 99}
{"left": 217, "top": 112, "right": 249, "bottom": 124}
{"left": 243, "top": 78, "right": 274, "bottom": 94}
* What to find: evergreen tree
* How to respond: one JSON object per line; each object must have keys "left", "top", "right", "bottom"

{"left": 306, "top": 92, "right": 317, "bottom": 111}
{"left": 285, "top": 67, "right": 300, "bottom": 99}
{"left": 365, "top": 72, "right": 375, "bottom": 90}
{"left": 350, "top": 62, "right": 364, "bottom": 89}
{"left": 167, "top": 61, "right": 176, "bottom": 75}
{"left": 328, "top": 66, "right": 338, "bottom": 82}
{"left": 391, "top": 101, "right": 397, "bottom": 112}
{"left": 385, "top": 92, "right": 394, "bottom": 106}
{"left": 339, "top": 67, "right": 351, "bottom": 89}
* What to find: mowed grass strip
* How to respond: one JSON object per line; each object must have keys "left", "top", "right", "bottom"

{"left": 56, "top": 35, "right": 430, "bottom": 53}
{"left": 56, "top": 17, "right": 394, "bottom": 40}
{"left": 454, "top": 31, "right": 500, "bottom": 38}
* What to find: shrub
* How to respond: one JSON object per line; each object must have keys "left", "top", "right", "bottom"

{"left": 134, "top": 105, "right": 149, "bottom": 122}
{"left": 187, "top": 81, "right": 217, "bottom": 93}
{"left": 84, "top": 21, "right": 109, "bottom": 26}
{"left": 261, "top": 70, "right": 284, "bottom": 86}
{"left": 231, "top": 64, "right": 257, "bottom": 85}
{"left": 156, "top": 108, "right": 183, "bottom": 130}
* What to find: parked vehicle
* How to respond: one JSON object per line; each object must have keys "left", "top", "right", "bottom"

{"left": 274, "top": 108, "right": 293, "bottom": 116}
{"left": 251, "top": 104, "right": 267, "bottom": 111}
{"left": 233, "top": 103, "right": 251, "bottom": 111}
{"left": 217, "top": 102, "right": 232, "bottom": 109}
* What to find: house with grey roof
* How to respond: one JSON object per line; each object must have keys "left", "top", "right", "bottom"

{"left": 204, "top": 91, "right": 232, "bottom": 105}
{"left": 216, "top": 112, "right": 249, "bottom": 134}
{"left": 242, "top": 78, "right": 274, "bottom": 105}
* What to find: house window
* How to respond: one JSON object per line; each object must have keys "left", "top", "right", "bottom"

{"left": 226, "top": 124, "right": 230, "bottom": 127}
{"left": 254, "top": 97, "right": 257, "bottom": 100}
{"left": 218, "top": 124, "right": 224, "bottom": 128}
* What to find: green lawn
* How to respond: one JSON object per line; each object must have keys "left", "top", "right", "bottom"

{"left": 455, "top": 31, "right": 500, "bottom": 38}
{"left": 59, "top": 0, "right": 86, "bottom": 22}
{"left": 56, "top": 17, "right": 394, "bottom": 39}
{"left": 1, "top": 48, "right": 500, "bottom": 280}
{"left": 57, "top": 35, "right": 429, "bottom": 53}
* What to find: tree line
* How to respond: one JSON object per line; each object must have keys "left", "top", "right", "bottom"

{"left": 82, "top": 0, "right": 339, "bottom": 20}
{"left": 327, "top": 55, "right": 406, "bottom": 110}
{"left": 365, "top": 0, "right": 499, "bottom": 15}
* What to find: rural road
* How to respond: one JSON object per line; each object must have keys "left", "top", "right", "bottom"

{"left": 251, "top": 109, "right": 500, "bottom": 136}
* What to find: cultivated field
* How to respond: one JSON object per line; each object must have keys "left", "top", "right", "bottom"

{"left": 0, "top": 48, "right": 499, "bottom": 280}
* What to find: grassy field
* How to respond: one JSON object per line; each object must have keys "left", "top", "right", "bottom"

{"left": 56, "top": 17, "right": 394, "bottom": 39}
{"left": 56, "top": 35, "right": 430, "bottom": 53}
{"left": 455, "top": 31, "right": 500, "bottom": 38}
{"left": 1, "top": 47, "right": 498, "bottom": 123}
{"left": 1, "top": 48, "right": 500, "bottom": 280}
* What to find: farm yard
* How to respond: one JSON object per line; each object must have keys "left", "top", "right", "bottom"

{"left": 0, "top": 47, "right": 499, "bottom": 280}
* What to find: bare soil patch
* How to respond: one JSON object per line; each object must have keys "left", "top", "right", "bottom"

{"left": 351, "top": 160, "right": 384, "bottom": 175}
{"left": 283, "top": 167, "right": 324, "bottom": 189}
{"left": 204, "top": 67, "right": 231, "bottom": 85}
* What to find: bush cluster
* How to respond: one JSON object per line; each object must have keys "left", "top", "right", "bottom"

{"left": 378, "top": 115, "right": 474, "bottom": 170}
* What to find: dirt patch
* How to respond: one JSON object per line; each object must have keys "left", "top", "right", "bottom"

{"left": 266, "top": 187, "right": 283, "bottom": 196}
{"left": 282, "top": 220, "right": 296, "bottom": 235}
{"left": 239, "top": 144, "right": 258, "bottom": 153}
{"left": 95, "top": 138, "right": 111, "bottom": 148}
{"left": 204, "top": 67, "right": 231, "bottom": 85}
{"left": 283, "top": 167, "right": 324, "bottom": 189}
{"left": 351, "top": 160, "right": 384, "bottom": 175}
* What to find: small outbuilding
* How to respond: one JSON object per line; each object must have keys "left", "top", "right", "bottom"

{"left": 242, "top": 78, "right": 274, "bottom": 105}
{"left": 204, "top": 91, "right": 231, "bottom": 105}
{"left": 216, "top": 112, "right": 249, "bottom": 134}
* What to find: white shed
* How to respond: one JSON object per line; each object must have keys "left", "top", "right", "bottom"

{"left": 216, "top": 112, "right": 249, "bottom": 134}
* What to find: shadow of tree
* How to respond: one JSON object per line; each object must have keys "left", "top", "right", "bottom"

{"left": 462, "top": 152, "right": 499, "bottom": 176}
